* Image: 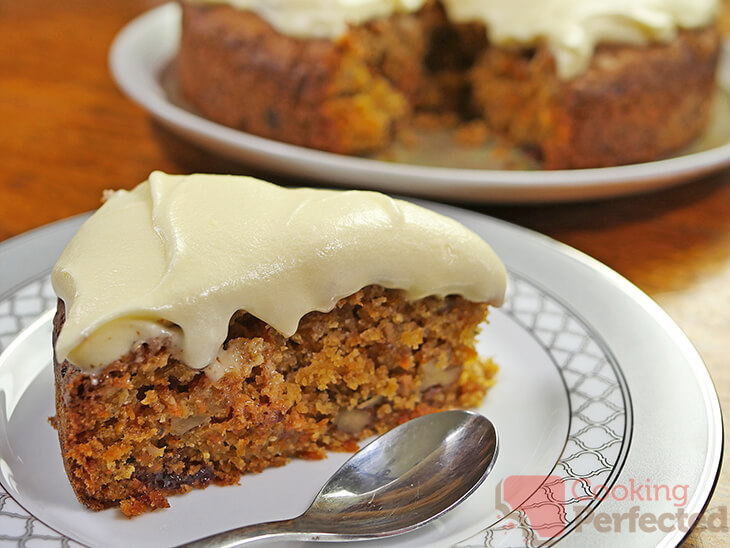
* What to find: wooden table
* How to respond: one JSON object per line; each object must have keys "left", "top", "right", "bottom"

{"left": 1, "top": 1, "right": 727, "bottom": 546}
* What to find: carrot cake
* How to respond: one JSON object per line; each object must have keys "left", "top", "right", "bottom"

{"left": 51, "top": 172, "right": 506, "bottom": 516}
{"left": 176, "top": 0, "right": 721, "bottom": 169}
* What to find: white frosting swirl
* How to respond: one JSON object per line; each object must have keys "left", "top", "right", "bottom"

{"left": 187, "top": 0, "right": 720, "bottom": 79}
{"left": 445, "top": 0, "right": 720, "bottom": 79}
{"left": 53, "top": 172, "right": 506, "bottom": 372}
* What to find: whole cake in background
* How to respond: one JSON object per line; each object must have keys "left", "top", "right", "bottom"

{"left": 177, "top": 0, "right": 722, "bottom": 169}
{"left": 51, "top": 172, "right": 506, "bottom": 516}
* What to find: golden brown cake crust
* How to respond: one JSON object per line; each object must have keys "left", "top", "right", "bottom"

{"left": 176, "top": 2, "right": 437, "bottom": 154}
{"left": 471, "top": 26, "right": 721, "bottom": 169}
{"left": 52, "top": 286, "right": 496, "bottom": 516}
{"left": 177, "top": 0, "right": 721, "bottom": 169}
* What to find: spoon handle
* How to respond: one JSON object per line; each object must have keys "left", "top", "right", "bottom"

{"left": 177, "top": 518, "right": 307, "bottom": 548}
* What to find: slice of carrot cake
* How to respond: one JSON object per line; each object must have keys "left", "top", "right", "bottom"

{"left": 51, "top": 172, "right": 506, "bottom": 516}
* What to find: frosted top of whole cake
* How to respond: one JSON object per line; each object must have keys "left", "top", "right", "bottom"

{"left": 53, "top": 172, "right": 506, "bottom": 372}
{"left": 188, "top": 0, "right": 720, "bottom": 79}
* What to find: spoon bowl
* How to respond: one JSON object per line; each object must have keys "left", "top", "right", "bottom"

{"left": 180, "top": 410, "right": 498, "bottom": 547}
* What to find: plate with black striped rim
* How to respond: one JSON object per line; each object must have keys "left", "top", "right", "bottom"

{"left": 0, "top": 203, "right": 721, "bottom": 547}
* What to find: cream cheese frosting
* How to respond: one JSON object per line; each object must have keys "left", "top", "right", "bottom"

{"left": 188, "top": 0, "right": 720, "bottom": 79}
{"left": 190, "top": 0, "right": 428, "bottom": 40}
{"left": 445, "top": 0, "right": 721, "bottom": 79}
{"left": 53, "top": 172, "right": 506, "bottom": 372}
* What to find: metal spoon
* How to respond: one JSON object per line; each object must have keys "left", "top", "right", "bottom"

{"left": 179, "top": 409, "right": 498, "bottom": 547}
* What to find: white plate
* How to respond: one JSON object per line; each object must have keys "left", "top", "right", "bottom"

{"left": 0, "top": 204, "right": 722, "bottom": 547}
{"left": 108, "top": 3, "right": 730, "bottom": 204}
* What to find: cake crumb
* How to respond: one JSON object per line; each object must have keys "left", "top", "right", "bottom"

{"left": 453, "top": 120, "right": 491, "bottom": 147}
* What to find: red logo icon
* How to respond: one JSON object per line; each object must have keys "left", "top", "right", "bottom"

{"left": 496, "top": 475, "right": 568, "bottom": 539}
